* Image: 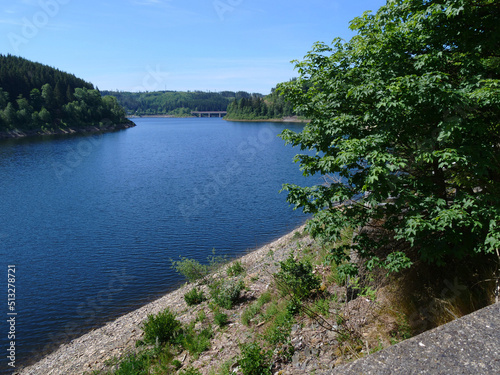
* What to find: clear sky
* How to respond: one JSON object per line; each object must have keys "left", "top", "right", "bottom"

{"left": 1, "top": 0, "right": 387, "bottom": 95}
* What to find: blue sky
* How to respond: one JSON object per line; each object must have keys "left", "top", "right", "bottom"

{"left": 1, "top": 0, "right": 387, "bottom": 94}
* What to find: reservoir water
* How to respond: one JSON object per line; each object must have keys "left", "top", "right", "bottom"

{"left": 0, "top": 118, "right": 316, "bottom": 373}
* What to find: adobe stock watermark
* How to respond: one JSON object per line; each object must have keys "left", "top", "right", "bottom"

{"left": 34, "top": 268, "right": 135, "bottom": 361}
{"left": 213, "top": 0, "right": 243, "bottom": 21}
{"left": 133, "top": 65, "right": 168, "bottom": 92}
{"left": 178, "top": 123, "right": 281, "bottom": 223}
{"left": 51, "top": 133, "right": 103, "bottom": 182}
{"left": 8, "top": 0, "right": 70, "bottom": 54}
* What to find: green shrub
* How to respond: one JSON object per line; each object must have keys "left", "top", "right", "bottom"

{"left": 210, "top": 279, "right": 244, "bottom": 309}
{"left": 179, "top": 325, "right": 213, "bottom": 358}
{"left": 241, "top": 304, "right": 259, "bottom": 326}
{"left": 171, "top": 257, "right": 209, "bottom": 283}
{"left": 214, "top": 360, "right": 233, "bottom": 375}
{"left": 238, "top": 342, "right": 272, "bottom": 375}
{"left": 171, "top": 251, "right": 229, "bottom": 284}
{"left": 184, "top": 288, "right": 206, "bottom": 306}
{"left": 100, "top": 346, "right": 177, "bottom": 374}
{"left": 207, "top": 251, "right": 229, "bottom": 271}
{"left": 259, "top": 291, "right": 272, "bottom": 304}
{"left": 227, "top": 261, "right": 245, "bottom": 277}
{"left": 262, "top": 301, "right": 279, "bottom": 321}
{"left": 241, "top": 292, "right": 272, "bottom": 326}
{"left": 171, "top": 359, "right": 182, "bottom": 370}
{"left": 214, "top": 311, "right": 229, "bottom": 327}
{"left": 286, "top": 299, "right": 301, "bottom": 316}
{"left": 112, "top": 352, "right": 151, "bottom": 375}
{"left": 293, "top": 230, "right": 307, "bottom": 239}
{"left": 274, "top": 256, "right": 321, "bottom": 301}
{"left": 264, "top": 309, "right": 294, "bottom": 345}
{"left": 196, "top": 309, "right": 207, "bottom": 323}
{"left": 142, "top": 308, "right": 182, "bottom": 345}
{"left": 178, "top": 366, "right": 202, "bottom": 375}
{"left": 313, "top": 297, "right": 331, "bottom": 316}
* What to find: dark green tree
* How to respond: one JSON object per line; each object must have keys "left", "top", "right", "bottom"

{"left": 102, "top": 95, "right": 127, "bottom": 123}
{"left": 54, "top": 81, "right": 65, "bottom": 107}
{"left": 279, "top": 0, "right": 500, "bottom": 275}
{"left": 65, "top": 84, "right": 74, "bottom": 102}
{"left": 38, "top": 107, "right": 52, "bottom": 125}
{"left": 2, "top": 102, "right": 17, "bottom": 128}
{"left": 16, "top": 96, "right": 33, "bottom": 128}
{"left": 30, "top": 88, "right": 42, "bottom": 111}
{"left": 0, "top": 88, "right": 9, "bottom": 109}
{"left": 0, "top": 89, "right": 9, "bottom": 131}
{"left": 41, "top": 83, "right": 55, "bottom": 110}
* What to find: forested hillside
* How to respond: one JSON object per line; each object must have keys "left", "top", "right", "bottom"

{"left": 101, "top": 90, "right": 261, "bottom": 116}
{"left": 0, "top": 54, "right": 131, "bottom": 136}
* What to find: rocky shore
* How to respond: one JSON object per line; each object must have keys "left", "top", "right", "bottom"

{"left": 15, "top": 225, "right": 309, "bottom": 375}
{"left": 15, "top": 222, "right": 495, "bottom": 375}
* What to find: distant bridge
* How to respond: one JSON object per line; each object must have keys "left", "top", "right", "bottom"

{"left": 191, "top": 111, "right": 227, "bottom": 118}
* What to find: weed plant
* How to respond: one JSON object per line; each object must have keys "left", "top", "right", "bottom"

{"left": 210, "top": 279, "right": 244, "bottom": 309}
{"left": 262, "top": 301, "right": 280, "bottom": 321}
{"left": 227, "top": 260, "right": 245, "bottom": 277}
{"left": 274, "top": 255, "right": 321, "bottom": 301}
{"left": 196, "top": 309, "right": 206, "bottom": 323}
{"left": 100, "top": 346, "right": 176, "bottom": 375}
{"left": 110, "top": 352, "right": 151, "bottom": 375}
{"left": 171, "top": 359, "right": 182, "bottom": 370}
{"left": 312, "top": 297, "right": 331, "bottom": 316}
{"left": 238, "top": 342, "right": 272, "bottom": 375}
{"left": 171, "top": 257, "right": 209, "bottom": 283}
{"left": 171, "top": 251, "right": 228, "bottom": 283}
{"left": 184, "top": 288, "right": 206, "bottom": 306}
{"left": 209, "top": 360, "right": 233, "bottom": 375}
{"left": 241, "top": 291, "right": 271, "bottom": 326}
{"left": 214, "top": 311, "right": 229, "bottom": 327}
{"left": 178, "top": 367, "right": 202, "bottom": 375}
{"left": 142, "top": 308, "right": 182, "bottom": 345}
{"left": 263, "top": 309, "right": 294, "bottom": 345}
{"left": 180, "top": 325, "right": 213, "bottom": 358}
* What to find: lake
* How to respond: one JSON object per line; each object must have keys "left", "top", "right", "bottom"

{"left": 0, "top": 117, "right": 317, "bottom": 373}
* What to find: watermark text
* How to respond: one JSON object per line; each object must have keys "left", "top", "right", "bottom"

{"left": 7, "top": 265, "right": 16, "bottom": 368}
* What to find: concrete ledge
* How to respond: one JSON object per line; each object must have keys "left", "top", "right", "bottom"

{"left": 327, "top": 303, "right": 500, "bottom": 375}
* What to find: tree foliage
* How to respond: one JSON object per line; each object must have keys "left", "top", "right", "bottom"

{"left": 278, "top": 0, "right": 500, "bottom": 274}
{"left": 226, "top": 86, "right": 296, "bottom": 120}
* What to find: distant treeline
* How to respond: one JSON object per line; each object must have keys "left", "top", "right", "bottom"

{"left": 0, "top": 54, "right": 130, "bottom": 133}
{"left": 103, "top": 86, "right": 301, "bottom": 121}
{"left": 225, "top": 87, "right": 296, "bottom": 120}
{"left": 101, "top": 90, "right": 264, "bottom": 116}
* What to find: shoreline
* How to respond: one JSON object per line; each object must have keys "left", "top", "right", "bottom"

{"left": 0, "top": 122, "right": 136, "bottom": 141}
{"left": 224, "top": 116, "right": 309, "bottom": 123}
{"left": 15, "top": 223, "right": 307, "bottom": 375}
{"left": 128, "top": 115, "right": 309, "bottom": 123}
{"left": 127, "top": 115, "right": 195, "bottom": 119}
